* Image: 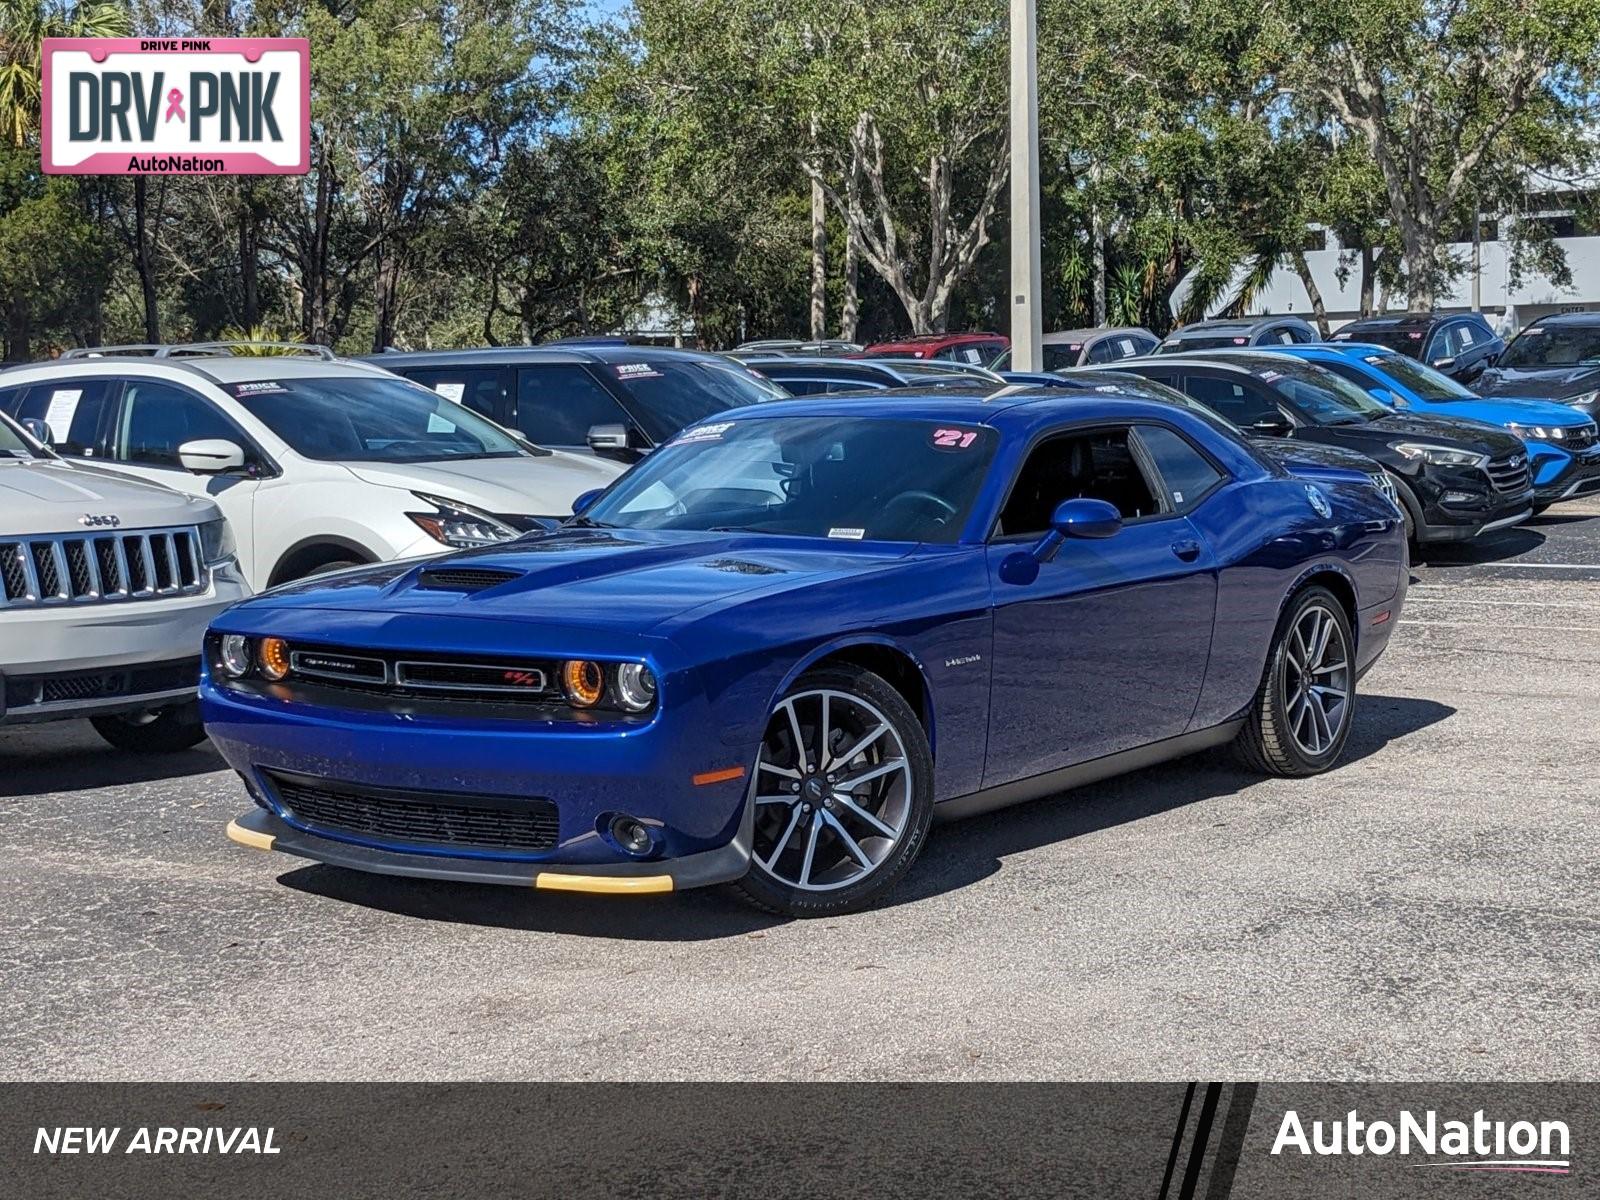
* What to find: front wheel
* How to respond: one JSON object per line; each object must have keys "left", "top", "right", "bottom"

{"left": 734, "top": 666, "right": 933, "bottom": 917}
{"left": 1234, "top": 586, "right": 1356, "bottom": 777}
{"left": 90, "top": 700, "right": 207, "bottom": 753}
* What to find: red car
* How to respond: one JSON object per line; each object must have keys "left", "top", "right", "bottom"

{"left": 859, "top": 332, "right": 1009, "bottom": 366}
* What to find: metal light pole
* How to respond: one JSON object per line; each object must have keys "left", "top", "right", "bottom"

{"left": 1010, "top": 0, "right": 1043, "bottom": 371}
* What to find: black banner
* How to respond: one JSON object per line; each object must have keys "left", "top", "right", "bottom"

{"left": 2, "top": 1084, "right": 1590, "bottom": 1198}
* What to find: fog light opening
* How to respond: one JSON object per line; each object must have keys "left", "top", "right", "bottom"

{"left": 609, "top": 815, "right": 656, "bottom": 858}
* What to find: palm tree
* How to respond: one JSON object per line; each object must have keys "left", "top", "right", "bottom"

{"left": 0, "top": 0, "right": 129, "bottom": 146}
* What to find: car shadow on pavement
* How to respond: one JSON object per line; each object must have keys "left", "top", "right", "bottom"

{"left": 273, "top": 694, "right": 1454, "bottom": 936}
{"left": 0, "top": 722, "right": 225, "bottom": 797}
{"left": 885, "top": 692, "right": 1456, "bottom": 911}
{"left": 1415, "top": 526, "right": 1544, "bottom": 567}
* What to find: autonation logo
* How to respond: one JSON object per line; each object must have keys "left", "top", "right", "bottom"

{"left": 1272, "top": 1108, "right": 1571, "bottom": 1175}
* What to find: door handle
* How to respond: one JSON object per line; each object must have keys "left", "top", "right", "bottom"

{"left": 1171, "top": 538, "right": 1202, "bottom": 563}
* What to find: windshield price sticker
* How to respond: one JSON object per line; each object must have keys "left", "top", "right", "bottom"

{"left": 677, "top": 421, "right": 734, "bottom": 444}
{"left": 828, "top": 527, "right": 866, "bottom": 540}
{"left": 43, "top": 389, "right": 82, "bottom": 442}
{"left": 1255, "top": 370, "right": 1283, "bottom": 382}
{"left": 233, "top": 380, "right": 286, "bottom": 395}
{"left": 930, "top": 427, "right": 980, "bottom": 450}
{"left": 615, "top": 363, "right": 663, "bottom": 381}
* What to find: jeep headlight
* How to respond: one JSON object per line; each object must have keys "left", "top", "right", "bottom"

{"left": 198, "top": 517, "right": 236, "bottom": 564}
{"left": 406, "top": 493, "right": 518, "bottom": 548}
{"left": 1393, "top": 443, "right": 1489, "bottom": 469}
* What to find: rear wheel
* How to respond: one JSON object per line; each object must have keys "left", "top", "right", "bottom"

{"left": 1234, "top": 586, "right": 1355, "bottom": 777}
{"left": 90, "top": 700, "right": 207, "bottom": 753}
{"left": 734, "top": 666, "right": 933, "bottom": 917}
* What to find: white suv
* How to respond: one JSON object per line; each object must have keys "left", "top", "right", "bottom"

{"left": 0, "top": 345, "right": 623, "bottom": 589}
{"left": 0, "top": 411, "right": 249, "bottom": 750}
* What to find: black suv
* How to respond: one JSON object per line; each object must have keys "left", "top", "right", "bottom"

{"left": 1331, "top": 312, "right": 1504, "bottom": 386}
{"left": 1476, "top": 311, "right": 1600, "bottom": 418}
{"left": 368, "top": 345, "right": 783, "bottom": 463}
{"left": 1156, "top": 316, "right": 1318, "bottom": 353}
{"left": 1119, "top": 353, "right": 1533, "bottom": 546}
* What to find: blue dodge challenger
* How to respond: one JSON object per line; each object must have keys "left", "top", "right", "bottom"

{"left": 205, "top": 390, "right": 1408, "bottom": 916}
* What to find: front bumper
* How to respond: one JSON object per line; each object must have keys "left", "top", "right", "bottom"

{"left": 1531, "top": 446, "right": 1600, "bottom": 504}
{"left": 226, "top": 806, "right": 751, "bottom": 893}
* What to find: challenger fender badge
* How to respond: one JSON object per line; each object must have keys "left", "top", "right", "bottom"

{"left": 1305, "top": 485, "right": 1332, "bottom": 519}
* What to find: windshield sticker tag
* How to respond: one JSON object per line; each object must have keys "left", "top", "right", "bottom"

{"left": 677, "top": 421, "right": 734, "bottom": 443}
{"left": 42, "top": 389, "right": 82, "bottom": 442}
{"left": 426, "top": 412, "right": 457, "bottom": 434}
{"left": 233, "top": 380, "right": 287, "bottom": 395}
{"left": 1408, "top": 331, "right": 1424, "bottom": 339}
{"left": 1332, "top": 332, "right": 1351, "bottom": 340}
{"left": 931, "top": 427, "right": 980, "bottom": 450}
{"left": 828, "top": 527, "right": 865, "bottom": 540}
{"left": 1363, "top": 355, "right": 1386, "bottom": 365}
{"left": 1117, "top": 338, "right": 1134, "bottom": 355}
{"left": 433, "top": 382, "right": 466, "bottom": 403}
{"left": 1232, "top": 337, "right": 1249, "bottom": 345}
{"left": 1256, "top": 370, "right": 1283, "bottom": 382}
{"left": 615, "top": 363, "right": 663, "bottom": 381}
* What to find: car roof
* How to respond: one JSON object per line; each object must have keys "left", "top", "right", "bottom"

{"left": 1041, "top": 326, "right": 1152, "bottom": 344}
{"left": 1168, "top": 316, "right": 1312, "bottom": 336}
{"left": 365, "top": 344, "right": 729, "bottom": 368}
{"left": 1339, "top": 313, "right": 1440, "bottom": 330}
{"left": 1526, "top": 310, "right": 1600, "bottom": 327}
{"left": 713, "top": 386, "right": 1211, "bottom": 430}
{"left": 1252, "top": 342, "right": 1396, "bottom": 359}
{"left": 1120, "top": 349, "right": 1304, "bottom": 373}
{"left": 3, "top": 350, "right": 394, "bottom": 387}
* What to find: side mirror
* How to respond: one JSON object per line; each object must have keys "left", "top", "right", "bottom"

{"left": 571, "top": 488, "right": 602, "bottom": 515}
{"left": 1250, "top": 415, "right": 1293, "bottom": 437}
{"left": 586, "top": 423, "right": 631, "bottom": 452}
{"left": 178, "top": 438, "right": 246, "bottom": 475}
{"left": 999, "top": 498, "right": 1124, "bottom": 585}
{"left": 1430, "top": 356, "right": 1456, "bottom": 370}
{"left": 20, "top": 417, "right": 52, "bottom": 444}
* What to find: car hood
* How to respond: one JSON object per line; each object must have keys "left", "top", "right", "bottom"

{"left": 1479, "top": 364, "right": 1600, "bottom": 400}
{"left": 343, "top": 452, "right": 623, "bottom": 517}
{"left": 237, "top": 526, "right": 917, "bottom": 639}
{"left": 1405, "top": 397, "right": 1589, "bottom": 427}
{"left": 0, "top": 458, "right": 219, "bottom": 537}
{"left": 1252, "top": 437, "right": 1379, "bottom": 478}
{"left": 1339, "top": 411, "right": 1524, "bottom": 456}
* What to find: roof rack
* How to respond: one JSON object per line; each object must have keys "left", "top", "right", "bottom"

{"left": 60, "top": 341, "right": 337, "bottom": 361}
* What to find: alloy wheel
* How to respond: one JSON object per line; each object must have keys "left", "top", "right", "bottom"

{"left": 1283, "top": 603, "right": 1351, "bottom": 757}
{"left": 749, "top": 688, "right": 913, "bottom": 892}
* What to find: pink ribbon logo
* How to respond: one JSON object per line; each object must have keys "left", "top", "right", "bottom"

{"left": 164, "top": 88, "right": 185, "bottom": 123}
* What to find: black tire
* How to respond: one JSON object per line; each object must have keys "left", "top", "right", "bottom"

{"left": 1532, "top": 502, "right": 1553, "bottom": 516}
{"left": 734, "top": 665, "right": 934, "bottom": 918}
{"left": 90, "top": 700, "right": 207, "bottom": 753}
{"left": 1234, "top": 586, "right": 1356, "bottom": 777}
{"left": 1390, "top": 477, "right": 1422, "bottom": 550}
{"left": 297, "top": 558, "right": 362, "bottom": 580}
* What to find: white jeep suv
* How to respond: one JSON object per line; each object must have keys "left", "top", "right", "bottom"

{"left": 0, "top": 344, "right": 623, "bottom": 589}
{"left": 0, "top": 411, "right": 249, "bottom": 750}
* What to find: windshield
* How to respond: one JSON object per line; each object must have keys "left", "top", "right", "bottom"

{"left": 1158, "top": 334, "right": 1252, "bottom": 352}
{"left": 580, "top": 416, "right": 997, "bottom": 543}
{"left": 231, "top": 376, "right": 527, "bottom": 462}
{"left": 1499, "top": 322, "right": 1600, "bottom": 368}
{"left": 1360, "top": 352, "right": 1473, "bottom": 400}
{"left": 1333, "top": 327, "right": 1425, "bottom": 358}
{"left": 1253, "top": 361, "right": 1391, "bottom": 425}
{"left": 608, "top": 359, "right": 785, "bottom": 441}
{"left": 0, "top": 411, "right": 43, "bottom": 459}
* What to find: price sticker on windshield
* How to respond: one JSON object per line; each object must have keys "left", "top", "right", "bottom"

{"left": 930, "top": 427, "right": 981, "bottom": 450}
{"left": 677, "top": 421, "right": 734, "bottom": 444}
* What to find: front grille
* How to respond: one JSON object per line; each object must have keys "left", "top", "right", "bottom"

{"left": 0, "top": 526, "right": 205, "bottom": 609}
{"left": 416, "top": 567, "right": 520, "bottom": 593}
{"left": 266, "top": 771, "right": 560, "bottom": 852}
{"left": 3, "top": 658, "right": 199, "bottom": 712}
{"left": 1485, "top": 454, "right": 1531, "bottom": 495}
{"left": 227, "top": 638, "right": 564, "bottom": 705}
{"left": 1564, "top": 426, "right": 1598, "bottom": 451}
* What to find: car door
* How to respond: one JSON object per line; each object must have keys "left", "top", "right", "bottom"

{"left": 982, "top": 422, "right": 1219, "bottom": 786}
{"left": 105, "top": 377, "right": 265, "bottom": 578}
{"left": 513, "top": 364, "right": 643, "bottom": 460}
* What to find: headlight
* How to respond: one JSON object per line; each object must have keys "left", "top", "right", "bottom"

{"left": 614, "top": 662, "right": 657, "bottom": 712}
{"left": 1393, "top": 443, "right": 1489, "bottom": 469}
{"left": 219, "top": 634, "right": 252, "bottom": 678}
{"left": 1568, "top": 389, "right": 1600, "bottom": 408}
{"left": 198, "top": 517, "right": 236, "bottom": 564}
{"left": 562, "top": 659, "right": 604, "bottom": 707}
{"left": 1505, "top": 424, "right": 1566, "bottom": 442}
{"left": 406, "top": 493, "right": 518, "bottom": 548}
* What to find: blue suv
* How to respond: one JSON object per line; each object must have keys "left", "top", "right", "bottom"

{"left": 1251, "top": 342, "right": 1600, "bottom": 510}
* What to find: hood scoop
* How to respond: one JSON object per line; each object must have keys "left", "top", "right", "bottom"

{"left": 416, "top": 566, "right": 522, "bottom": 593}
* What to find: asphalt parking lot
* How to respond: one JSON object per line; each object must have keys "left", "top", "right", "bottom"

{"left": 2, "top": 499, "right": 1597, "bottom": 1083}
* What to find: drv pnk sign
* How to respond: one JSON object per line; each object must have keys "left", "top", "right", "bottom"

{"left": 42, "top": 38, "right": 309, "bottom": 175}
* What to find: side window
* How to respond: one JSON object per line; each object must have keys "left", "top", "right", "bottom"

{"left": 10, "top": 378, "right": 117, "bottom": 457}
{"left": 1274, "top": 327, "right": 1299, "bottom": 344}
{"left": 1084, "top": 339, "right": 1119, "bottom": 365}
{"left": 0, "top": 384, "right": 27, "bottom": 418}
{"left": 400, "top": 367, "right": 505, "bottom": 420}
{"left": 1178, "top": 375, "right": 1279, "bottom": 426}
{"left": 514, "top": 365, "right": 631, "bottom": 446}
{"left": 997, "top": 427, "right": 1161, "bottom": 537}
{"left": 772, "top": 378, "right": 830, "bottom": 396}
{"left": 1128, "top": 334, "right": 1159, "bottom": 356}
{"left": 114, "top": 379, "right": 243, "bottom": 468}
{"left": 1135, "top": 426, "right": 1225, "bottom": 512}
